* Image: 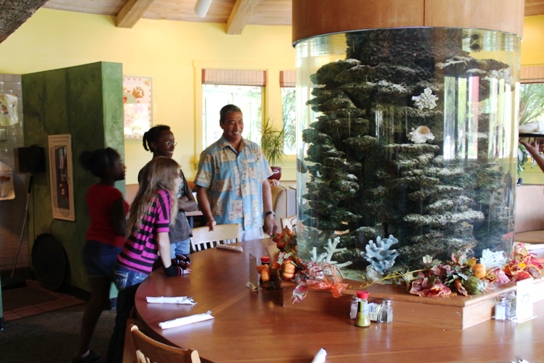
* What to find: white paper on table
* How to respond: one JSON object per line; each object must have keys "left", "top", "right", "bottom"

{"left": 158, "top": 311, "right": 214, "bottom": 330}
{"left": 216, "top": 244, "right": 243, "bottom": 252}
{"left": 146, "top": 296, "right": 196, "bottom": 305}
{"left": 516, "top": 278, "right": 535, "bottom": 323}
{"left": 311, "top": 348, "right": 327, "bottom": 363}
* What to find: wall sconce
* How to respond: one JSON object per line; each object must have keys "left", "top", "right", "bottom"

{"left": 195, "top": 0, "right": 213, "bottom": 18}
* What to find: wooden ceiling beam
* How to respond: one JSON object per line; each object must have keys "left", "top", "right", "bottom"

{"left": 116, "top": 0, "right": 155, "bottom": 28}
{"left": 226, "top": 0, "right": 260, "bottom": 34}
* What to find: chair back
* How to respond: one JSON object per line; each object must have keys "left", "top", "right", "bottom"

{"left": 130, "top": 324, "right": 201, "bottom": 363}
{"left": 123, "top": 308, "right": 139, "bottom": 363}
{"left": 280, "top": 215, "right": 297, "bottom": 232}
{"left": 190, "top": 224, "right": 240, "bottom": 252}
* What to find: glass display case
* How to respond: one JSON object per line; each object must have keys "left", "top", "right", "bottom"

{"left": 294, "top": 28, "right": 521, "bottom": 275}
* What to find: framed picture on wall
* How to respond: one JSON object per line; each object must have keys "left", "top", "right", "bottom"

{"left": 123, "top": 76, "right": 152, "bottom": 139}
{"left": 48, "top": 134, "right": 75, "bottom": 221}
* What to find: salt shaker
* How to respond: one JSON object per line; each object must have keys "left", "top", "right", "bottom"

{"left": 378, "top": 299, "right": 393, "bottom": 323}
{"left": 506, "top": 292, "right": 516, "bottom": 320}
{"left": 494, "top": 296, "right": 507, "bottom": 321}
{"left": 350, "top": 295, "right": 359, "bottom": 319}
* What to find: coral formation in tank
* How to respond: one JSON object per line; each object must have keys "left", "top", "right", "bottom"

{"left": 408, "top": 126, "right": 435, "bottom": 144}
{"left": 360, "top": 235, "right": 399, "bottom": 274}
{"left": 298, "top": 28, "right": 516, "bottom": 271}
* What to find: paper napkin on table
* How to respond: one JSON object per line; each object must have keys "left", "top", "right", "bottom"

{"left": 311, "top": 348, "right": 327, "bottom": 363}
{"left": 158, "top": 311, "right": 214, "bottom": 330}
{"left": 146, "top": 296, "right": 196, "bottom": 305}
{"left": 216, "top": 244, "right": 243, "bottom": 252}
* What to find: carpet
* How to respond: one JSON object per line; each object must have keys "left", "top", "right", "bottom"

{"left": 2, "top": 283, "right": 57, "bottom": 311}
{"left": 0, "top": 304, "right": 115, "bottom": 363}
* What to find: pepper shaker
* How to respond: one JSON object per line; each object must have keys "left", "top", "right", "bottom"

{"left": 378, "top": 299, "right": 393, "bottom": 323}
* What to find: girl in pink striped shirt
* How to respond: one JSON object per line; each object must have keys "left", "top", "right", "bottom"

{"left": 107, "top": 157, "right": 191, "bottom": 363}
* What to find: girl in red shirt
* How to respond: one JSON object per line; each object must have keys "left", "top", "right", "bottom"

{"left": 74, "top": 148, "right": 128, "bottom": 363}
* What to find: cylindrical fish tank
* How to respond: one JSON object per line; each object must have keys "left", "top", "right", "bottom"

{"left": 292, "top": 1, "right": 522, "bottom": 277}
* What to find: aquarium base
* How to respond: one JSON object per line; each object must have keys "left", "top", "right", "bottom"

{"left": 281, "top": 278, "right": 544, "bottom": 330}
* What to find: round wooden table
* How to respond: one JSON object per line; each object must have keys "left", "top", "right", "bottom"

{"left": 135, "top": 239, "right": 544, "bottom": 362}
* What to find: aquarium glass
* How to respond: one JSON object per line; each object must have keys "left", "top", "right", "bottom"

{"left": 294, "top": 28, "right": 521, "bottom": 276}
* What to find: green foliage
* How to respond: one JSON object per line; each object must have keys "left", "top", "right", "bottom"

{"left": 518, "top": 83, "right": 544, "bottom": 176}
{"left": 261, "top": 117, "right": 285, "bottom": 166}
{"left": 282, "top": 88, "right": 297, "bottom": 154}
{"left": 519, "top": 83, "right": 544, "bottom": 125}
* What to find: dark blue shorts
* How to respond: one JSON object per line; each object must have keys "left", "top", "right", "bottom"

{"left": 82, "top": 240, "right": 122, "bottom": 278}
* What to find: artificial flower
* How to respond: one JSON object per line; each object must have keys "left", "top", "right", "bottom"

{"left": 366, "top": 243, "right": 543, "bottom": 298}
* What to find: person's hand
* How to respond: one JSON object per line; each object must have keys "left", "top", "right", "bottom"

{"left": 268, "top": 179, "right": 280, "bottom": 187}
{"left": 207, "top": 219, "right": 216, "bottom": 231}
{"left": 520, "top": 138, "right": 541, "bottom": 157}
{"left": 264, "top": 214, "right": 278, "bottom": 236}
{"left": 174, "top": 255, "right": 191, "bottom": 269}
{"left": 164, "top": 264, "right": 192, "bottom": 276}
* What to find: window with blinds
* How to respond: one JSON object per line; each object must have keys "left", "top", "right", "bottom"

{"left": 201, "top": 69, "right": 266, "bottom": 148}
{"left": 520, "top": 65, "right": 544, "bottom": 127}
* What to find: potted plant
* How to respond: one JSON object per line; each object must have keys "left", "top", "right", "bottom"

{"left": 261, "top": 117, "right": 286, "bottom": 180}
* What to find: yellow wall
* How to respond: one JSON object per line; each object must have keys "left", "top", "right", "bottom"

{"left": 0, "top": 9, "right": 296, "bottom": 183}
{"left": 3, "top": 10, "right": 544, "bottom": 184}
{"left": 522, "top": 15, "right": 544, "bottom": 65}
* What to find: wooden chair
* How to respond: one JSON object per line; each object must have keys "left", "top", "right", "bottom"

{"left": 280, "top": 215, "right": 297, "bottom": 232}
{"left": 130, "top": 324, "right": 201, "bottom": 363}
{"left": 123, "top": 308, "right": 139, "bottom": 363}
{"left": 190, "top": 224, "right": 240, "bottom": 252}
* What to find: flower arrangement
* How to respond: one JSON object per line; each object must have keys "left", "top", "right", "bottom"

{"left": 361, "top": 243, "right": 544, "bottom": 297}
{"left": 257, "top": 227, "right": 348, "bottom": 303}
{"left": 256, "top": 228, "right": 544, "bottom": 301}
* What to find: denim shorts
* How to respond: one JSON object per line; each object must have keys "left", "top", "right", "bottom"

{"left": 170, "top": 238, "right": 191, "bottom": 258}
{"left": 113, "top": 264, "right": 149, "bottom": 291}
{"left": 82, "top": 240, "right": 122, "bottom": 278}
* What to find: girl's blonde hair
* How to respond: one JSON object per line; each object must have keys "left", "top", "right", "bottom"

{"left": 127, "top": 157, "right": 179, "bottom": 236}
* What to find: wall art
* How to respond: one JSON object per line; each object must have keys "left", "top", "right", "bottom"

{"left": 123, "top": 76, "right": 152, "bottom": 139}
{"left": 48, "top": 134, "right": 75, "bottom": 221}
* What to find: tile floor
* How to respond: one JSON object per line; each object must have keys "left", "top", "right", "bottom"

{"left": 2, "top": 279, "right": 85, "bottom": 322}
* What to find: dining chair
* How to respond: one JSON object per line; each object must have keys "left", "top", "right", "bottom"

{"left": 280, "top": 215, "right": 297, "bottom": 232}
{"left": 190, "top": 224, "right": 240, "bottom": 252}
{"left": 123, "top": 308, "right": 139, "bottom": 363}
{"left": 130, "top": 324, "right": 201, "bottom": 363}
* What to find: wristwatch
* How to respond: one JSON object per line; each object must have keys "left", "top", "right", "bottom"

{"left": 265, "top": 211, "right": 275, "bottom": 217}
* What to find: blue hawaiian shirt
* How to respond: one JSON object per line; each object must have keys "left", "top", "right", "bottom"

{"left": 195, "top": 136, "right": 272, "bottom": 231}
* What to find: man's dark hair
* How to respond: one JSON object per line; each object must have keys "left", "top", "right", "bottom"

{"left": 219, "top": 104, "right": 242, "bottom": 124}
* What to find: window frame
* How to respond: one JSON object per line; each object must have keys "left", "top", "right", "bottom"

{"left": 193, "top": 60, "right": 296, "bottom": 177}
{"left": 518, "top": 64, "right": 544, "bottom": 185}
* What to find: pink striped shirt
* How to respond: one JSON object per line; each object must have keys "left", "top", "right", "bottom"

{"left": 117, "top": 189, "right": 172, "bottom": 274}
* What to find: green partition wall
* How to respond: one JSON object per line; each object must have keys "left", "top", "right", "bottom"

{"left": 22, "top": 62, "right": 124, "bottom": 291}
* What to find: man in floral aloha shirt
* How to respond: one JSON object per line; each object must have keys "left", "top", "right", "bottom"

{"left": 195, "top": 104, "right": 278, "bottom": 241}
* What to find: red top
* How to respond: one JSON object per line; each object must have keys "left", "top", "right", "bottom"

{"left": 356, "top": 290, "right": 369, "bottom": 299}
{"left": 85, "top": 184, "right": 128, "bottom": 247}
